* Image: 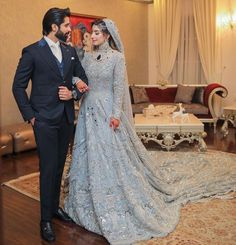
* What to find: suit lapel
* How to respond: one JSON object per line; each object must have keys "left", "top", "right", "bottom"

{"left": 37, "top": 38, "right": 62, "bottom": 79}
{"left": 61, "top": 43, "right": 71, "bottom": 78}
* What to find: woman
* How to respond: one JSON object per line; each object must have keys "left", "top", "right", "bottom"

{"left": 64, "top": 19, "right": 236, "bottom": 245}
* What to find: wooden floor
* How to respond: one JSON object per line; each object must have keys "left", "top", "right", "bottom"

{"left": 0, "top": 122, "right": 235, "bottom": 245}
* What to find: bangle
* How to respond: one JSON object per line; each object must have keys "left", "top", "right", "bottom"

{"left": 75, "top": 79, "right": 82, "bottom": 85}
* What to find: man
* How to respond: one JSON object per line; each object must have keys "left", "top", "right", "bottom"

{"left": 12, "top": 7, "right": 88, "bottom": 242}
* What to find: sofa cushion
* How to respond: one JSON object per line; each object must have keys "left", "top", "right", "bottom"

{"left": 130, "top": 86, "right": 149, "bottom": 104}
{"left": 129, "top": 87, "right": 134, "bottom": 104}
{"left": 192, "top": 87, "right": 204, "bottom": 104}
{"left": 145, "top": 87, "right": 177, "bottom": 103}
{"left": 183, "top": 103, "right": 209, "bottom": 115}
{"left": 131, "top": 102, "right": 151, "bottom": 114}
{"left": 174, "top": 84, "right": 196, "bottom": 104}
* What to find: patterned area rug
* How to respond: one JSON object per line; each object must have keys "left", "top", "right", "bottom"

{"left": 3, "top": 172, "right": 40, "bottom": 200}
{"left": 3, "top": 150, "right": 236, "bottom": 245}
{"left": 2, "top": 161, "right": 70, "bottom": 204}
{"left": 137, "top": 196, "right": 236, "bottom": 245}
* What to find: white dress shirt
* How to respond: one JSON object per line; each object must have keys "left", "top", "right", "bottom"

{"left": 44, "top": 36, "right": 62, "bottom": 63}
{"left": 44, "top": 36, "right": 82, "bottom": 86}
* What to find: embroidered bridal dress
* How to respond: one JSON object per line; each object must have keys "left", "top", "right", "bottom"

{"left": 64, "top": 19, "right": 236, "bottom": 245}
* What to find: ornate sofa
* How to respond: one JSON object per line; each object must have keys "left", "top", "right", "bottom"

{"left": 129, "top": 83, "right": 228, "bottom": 132}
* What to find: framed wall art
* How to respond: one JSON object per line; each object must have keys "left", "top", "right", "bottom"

{"left": 70, "top": 13, "right": 105, "bottom": 60}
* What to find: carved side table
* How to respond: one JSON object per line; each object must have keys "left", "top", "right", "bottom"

{"left": 221, "top": 106, "right": 236, "bottom": 137}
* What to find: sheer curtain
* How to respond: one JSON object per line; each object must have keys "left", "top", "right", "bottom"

{"left": 193, "top": 0, "right": 222, "bottom": 83}
{"left": 169, "top": 0, "right": 206, "bottom": 84}
{"left": 153, "top": 0, "right": 181, "bottom": 81}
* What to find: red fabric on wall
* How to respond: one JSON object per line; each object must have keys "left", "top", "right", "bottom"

{"left": 145, "top": 88, "right": 177, "bottom": 103}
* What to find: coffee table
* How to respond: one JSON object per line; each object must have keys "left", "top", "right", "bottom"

{"left": 135, "top": 114, "right": 207, "bottom": 151}
{"left": 221, "top": 106, "right": 236, "bottom": 137}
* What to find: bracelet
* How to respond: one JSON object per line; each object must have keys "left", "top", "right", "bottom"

{"left": 75, "top": 79, "right": 82, "bottom": 85}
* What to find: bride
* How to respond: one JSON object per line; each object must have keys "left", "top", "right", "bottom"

{"left": 64, "top": 19, "right": 236, "bottom": 245}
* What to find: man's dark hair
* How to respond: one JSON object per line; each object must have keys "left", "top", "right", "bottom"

{"left": 42, "top": 7, "right": 71, "bottom": 35}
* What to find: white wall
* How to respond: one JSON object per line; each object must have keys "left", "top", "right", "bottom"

{"left": 221, "top": 29, "right": 236, "bottom": 106}
{"left": 148, "top": 4, "right": 157, "bottom": 84}
{"left": 0, "top": 0, "right": 148, "bottom": 126}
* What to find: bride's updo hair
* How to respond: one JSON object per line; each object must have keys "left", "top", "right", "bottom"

{"left": 91, "top": 19, "right": 118, "bottom": 51}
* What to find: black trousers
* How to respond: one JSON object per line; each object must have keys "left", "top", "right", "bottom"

{"left": 33, "top": 113, "right": 73, "bottom": 221}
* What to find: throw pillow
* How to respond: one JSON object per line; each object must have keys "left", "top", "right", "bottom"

{"left": 192, "top": 87, "right": 204, "bottom": 104}
{"left": 130, "top": 86, "right": 149, "bottom": 104}
{"left": 174, "top": 84, "right": 196, "bottom": 104}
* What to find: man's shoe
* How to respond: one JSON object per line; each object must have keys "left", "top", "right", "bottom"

{"left": 40, "top": 221, "right": 55, "bottom": 242}
{"left": 53, "top": 207, "right": 73, "bottom": 223}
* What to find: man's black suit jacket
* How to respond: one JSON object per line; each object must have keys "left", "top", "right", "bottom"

{"left": 13, "top": 38, "right": 88, "bottom": 124}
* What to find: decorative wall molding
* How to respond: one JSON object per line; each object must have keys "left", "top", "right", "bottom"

{"left": 128, "top": 0, "right": 153, "bottom": 4}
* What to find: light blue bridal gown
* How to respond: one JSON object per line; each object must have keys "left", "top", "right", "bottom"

{"left": 64, "top": 42, "right": 236, "bottom": 245}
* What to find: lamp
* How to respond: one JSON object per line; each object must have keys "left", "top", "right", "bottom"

{"left": 217, "top": 1, "right": 236, "bottom": 30}
{"left": 217, "top": 12, "right": 236, "bottom": 30}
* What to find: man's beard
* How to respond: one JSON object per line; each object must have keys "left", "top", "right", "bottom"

{"left": 55, "top": 29, "right": 69, "bottom": 43}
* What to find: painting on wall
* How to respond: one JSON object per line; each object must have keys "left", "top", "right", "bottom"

{"left": 69, "top": 13, "right": 104, "bottom": 60}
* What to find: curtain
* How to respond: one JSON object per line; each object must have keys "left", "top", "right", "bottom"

{"left": 169, "top": 0, "right": 206, "bottom": 84}
{"left": 153, "top": 0, "right": 181, "bottom": 81}
{"left": 193, "top": 0, "right": 222, "bottom": 83}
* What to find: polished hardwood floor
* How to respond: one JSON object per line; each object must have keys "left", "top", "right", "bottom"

{"left": 0, "top": 122, "right": 235, "bottom": 245}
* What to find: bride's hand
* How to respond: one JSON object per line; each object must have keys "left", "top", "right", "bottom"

{"left": 76, "top": 80, "right": 89, "bottom": 93}
{"left": 109, "top": 117, "right": 120, "bottom": 130}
